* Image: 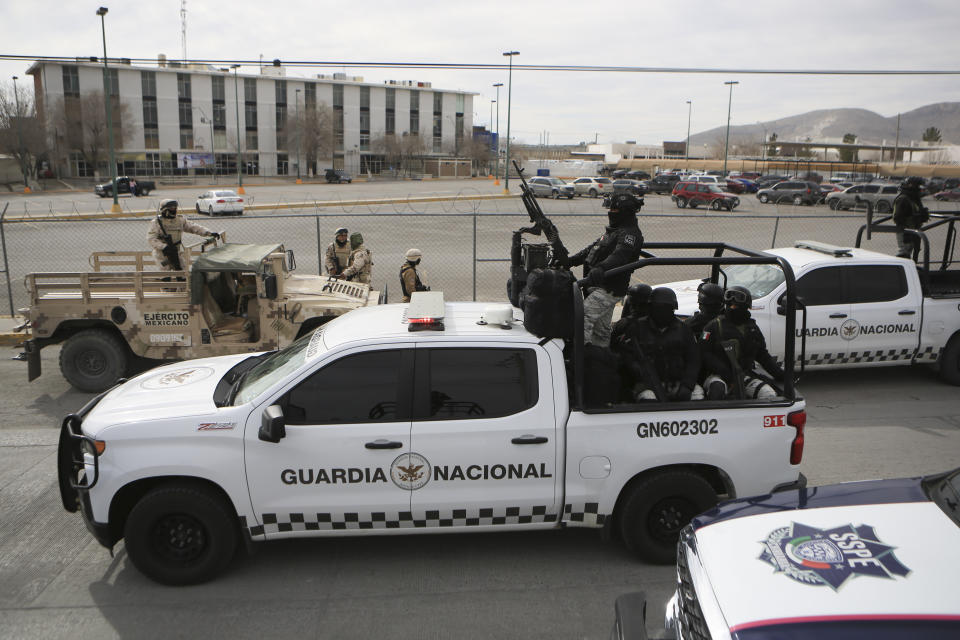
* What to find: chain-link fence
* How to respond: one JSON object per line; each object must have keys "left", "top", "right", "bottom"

{"left": 1, "top": 202, "right": 956, "bottom": 316}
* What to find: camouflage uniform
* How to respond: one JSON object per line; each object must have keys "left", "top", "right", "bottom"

{"left": 400, "top": 262, "right": 426, "bottom": 303}
{"left": 324, "top": 233, "right": 351, "bottom": 276}
{"left": 342, "top": 232, "right": 373, "bottom": 284}
{"left": 147, "top": 214, "right": 214, "bottom": 271}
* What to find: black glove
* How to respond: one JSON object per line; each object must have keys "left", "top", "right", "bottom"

{"left": 587, "top": 267, "right": 605, "bottom": 287}
{"left": 209, "top": 232, "right": 221, "bottom": 240}
{"left": 675, "top": 385, "right": 693, "bottom": 402}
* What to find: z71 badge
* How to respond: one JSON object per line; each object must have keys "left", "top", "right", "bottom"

{"left": 759, "top": 521, "right": 910, "bottom": 590}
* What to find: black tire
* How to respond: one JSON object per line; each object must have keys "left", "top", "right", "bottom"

{"left": 59, "top": 329, "right": 129, "bottom": 393}
{"left": 209, "top": 206, "right": 216, "bottom": 217}
{"left": 758, "top": 193, "right": 769, "bottom": 203}
{"left": 123, "top": 482, "right": 238, "bottom": 585}
{"left": 676, "top": 198, "right": 687, "bottom": 209}
{"left": 939, "top": 335, "right": 960, "bottom": 385}
{"left": 710, "top": 200, "right": 722, "bottom": 211}
{"left": 551, "top": 189, "right": 559, "bottom": 199}
{"left": 196, "top": 204, "right": 202, "bottom": 214}
{"left": 618, "top": 470, "right": 717, "bottom": 564}
{"left": 793, "top": 195, "right": 804, "bottom": 206}
{"left": 689, "top": 199, "right": 699, "bottom": 209}
{"left": 829, "top": 199, "right": 840, "bottom": 210}
{"left": 589, "top": 188, "right": 598, "bottom": 198}
{"left": 140, "top": 189, "right": 150, "bottom": 196}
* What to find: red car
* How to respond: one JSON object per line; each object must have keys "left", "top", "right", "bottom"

{"left": 934, "top": 188, "right": 960, "bottom": 201}
{"left": 671, "top": 181, "right": 740, "bottom": 211}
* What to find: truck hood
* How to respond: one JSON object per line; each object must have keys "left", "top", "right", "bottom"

{"left": 284, "top": 274, "right": 378, "bottom": 311}
{"left": 690, "top": 498, "right": 960, "bottom": 632}
{"left": 81, "top": 353, "right": 255, "bottom": 435}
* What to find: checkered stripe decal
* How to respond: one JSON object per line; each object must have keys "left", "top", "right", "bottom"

{"left": 564, "top": 503, "right": 608, "bottom": 527}
{"left": 246, "top": 506, "right": 559, "bottom": 536}
{"left": 776, "top": 346, "right": 942, "bottom": 366}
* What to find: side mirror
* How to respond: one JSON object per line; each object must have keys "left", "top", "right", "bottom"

{"left": 777, "top": 293, "right": 805, "bottom": 315}
{"left": 259, "top": 405, "right": 286, "bottom": 443}
{"left": 286, "top": 249, "right": 296, "bottom": 272}
{"left": 263, "top": 274, "right": 278, "bottom": 299}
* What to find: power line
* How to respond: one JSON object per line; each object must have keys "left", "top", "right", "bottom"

{"left": 1, "top": 54, "right": 959, "bottom": 75}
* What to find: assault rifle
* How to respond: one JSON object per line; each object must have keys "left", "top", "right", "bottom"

{"left": 513, "top": 160, "right": 569, "bottom": 267}
{"left": 627, "top": 333, "right": 666, "bottom": 402}
{"left": 155, "top": 215, "right": 182, "bottom": 271}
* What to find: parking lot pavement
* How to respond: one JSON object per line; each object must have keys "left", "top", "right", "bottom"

{"left": 1, "top": 345, "right": 959, "bottom": 638}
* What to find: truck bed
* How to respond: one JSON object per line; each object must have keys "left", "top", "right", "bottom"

{"left": 924, "top": 269, "right": 960, "bottom": 297}
{"left": 27, "top": 272, "right": 189, "bottom": 305}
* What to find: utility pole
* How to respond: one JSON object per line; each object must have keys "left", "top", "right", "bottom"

{"left": 893, "top": 113, "right": 901, "bottom": 170}
{"left": 502, "top": 51, "right": 518, "bottom": 194}
{"left": 722, "top": 81, "right": 739, "bottom": 178}
{"left": 295, "top": 88, "right": 302, "bottom": 184}
{"left": 96, "top": 7, "right": 121, "bottom": 213}
{"left": 685, "top": 100, "right": 692, "bottom": 167}
{"left": 492, "top": 82, "right": 503, "bottom": 184}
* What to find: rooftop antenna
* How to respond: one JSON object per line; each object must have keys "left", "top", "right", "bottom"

{"left": 180, "top": 0, "right": 188, "bottom": 63}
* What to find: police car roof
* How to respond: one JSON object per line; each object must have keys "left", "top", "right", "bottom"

{"left": 320, "top": 301, "right": 539, "bottom": 350}
{"left": 766, "top": 245, "right": 899, "bottom": 271}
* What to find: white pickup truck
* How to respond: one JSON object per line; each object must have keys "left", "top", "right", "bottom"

{"left": 58, "top": 247, "right": 808, "bottom": 586}
{"left": 667, "top": 221, "right": 960, "bottom": 384}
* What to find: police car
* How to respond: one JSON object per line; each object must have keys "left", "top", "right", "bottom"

{"left": 58, "top": 292, "right": 806, "bottom": 585}
{"left": 614, "top": 468, "right": 960, "bottom": 639}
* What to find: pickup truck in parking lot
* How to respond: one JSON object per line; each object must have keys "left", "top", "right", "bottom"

{"left": 664, "top": 217, "right": 960, "bottom": 384}
{"left": 58, "top": 244, "right": 808, "bottom": 585}
{"left": 94, "top": 176, "right": 155, "bottom": 197}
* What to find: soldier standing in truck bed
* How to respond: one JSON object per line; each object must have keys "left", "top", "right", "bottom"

{"left": 147, "top": 199, "right": 218, "bottom": 271}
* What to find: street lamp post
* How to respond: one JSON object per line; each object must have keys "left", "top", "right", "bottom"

{"left": 11, "top": 76, "right": 29, "bottom": 193}
{"left": 96, "top": 7, "right": 121, "bottom": 212}
{"left": 722, "top": 80, "right": 739, "bottom": 177}
{"left": 489, "top": 99, "right": 496, "bottom": 176}
{"left": 295, "top": 88, "right": 302, "bottom": 184}
{"left": 685, "top": 100, "right": 692, "bottom": 167}
{"left": 492, "top": 82, "right": 503, "bottom": 183}
{"left": 194, "top": 105, "right": 216, "bottom": 183}
{"left": 230, "top": 64, "right": 244, "bottom": 194}
{"left": 501, "top": 53, "right": 518, "bottom": 194}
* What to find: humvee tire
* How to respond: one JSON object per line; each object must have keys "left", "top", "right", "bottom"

{"left": 59, "top": 329, "right": 130, "bottom": 393}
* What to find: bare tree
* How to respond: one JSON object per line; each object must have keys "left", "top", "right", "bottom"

{"left": 284, "top": 102, "right": 335, "bottom": 175}
{"left": 460, "top": 134, "right": 494, "bottom": 176}
{"left": 0, "top": 80, "right": 48, "bottom": 185}
{"left": 371, "top": 131, "right": 428, "bottom": 177}
{"left": 50, "top": 91, "right": 132, "bottom": 176}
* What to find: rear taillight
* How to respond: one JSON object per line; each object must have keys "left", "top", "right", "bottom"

{"left": 216, "top": 199, "right": 226, "bottom": 203}
{"left": 238, "top": 199, "right": 243, "bottom": 202}
{"left": 787, "top": 410, "right": 806, "bottom": 464}
{"left": 805, "top": 188, "right": 811, "bottom": 194}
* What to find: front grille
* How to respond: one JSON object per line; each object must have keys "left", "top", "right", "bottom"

{"left": 675, "top": 526, "right": 712, "bottom": 640}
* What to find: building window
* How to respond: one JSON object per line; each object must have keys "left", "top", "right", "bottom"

{"left": 106, "top": 69, "right": 119, "bottom": 97}
{"left": 433, "top": 92, "right": 442, "bottom": 152}
{"left": 214, "top": 130, "right": 227, "bottom": 149}
{"left": 212, "top": 75, "right": 225, "bottom": 102}
{"left": 178, "top": 100, "right": 193, "bottom": 126}
{"left": 409, "top": 90, "right": 419, "bottom": 134}
{"left": 177, "top": 73, "right": 191, "bottom": 99}
{"left": 213, "top": 102, "right": 226, "bottom": 128}
{"left": 385, "top": 87, "right": 395, "bottom": 136}
{"left": 333, "top": 84, "right": 344, "bottom": 150}
{"left": 62, "top": 66, "right": 80, "bottom": 98}
{"left": 244, "top": 78, "right": 257, "bottom": 102}
{"left": 245, "top": 103, "right": 258, "bottom": 129}
{"left": 276, "top": 104, "right": 287, "bottom": 149}
{"left": 180, "top": 130, "right": 194, "bottom": 149}
{"left": 275, "top": 80, "right": 287, "bottom": 105}
{"left": 144, "top": 127, "right": 159, "bottom": 149}
{"left": 245, "top": 130, "right": 258, "bottom": 150}
{"left": 277, "top": 152, "right": 288, "bottom": 175}
{"left": 359, "top": 87, "right": 370, "bottom": 151}
{"left": 141, "top": 71, "right": 156, "bottom": 97}
{"left": 304, "top": 82, "right": 316, "bottom": 109}
{"left": 333, "top": 84, "right": 343, "bottom": 107}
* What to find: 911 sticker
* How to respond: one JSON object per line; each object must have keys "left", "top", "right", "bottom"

{"left": 637, "top": 419, "right": 718, "bottom": 438}
{"left": 763, "top": 415, "right": 786, "bottom": 427}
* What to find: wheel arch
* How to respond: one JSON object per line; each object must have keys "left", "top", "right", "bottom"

{"left": 49, "top": 320, "right": 127, "bottom": 348}
{"left": 108, "top": 475, "right": 242, "bottom": 546}
{"left": 607, "top": 463, "right": 733, "bottom": 538}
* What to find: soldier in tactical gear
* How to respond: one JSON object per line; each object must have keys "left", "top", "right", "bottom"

{"left": 567, "top": 192, "right": 644, "bottom": 347}
{"left": 685, "top": 282, "right": 725, "bottom": 336}
{"left": 147, "top": 199, "right": 218, "bottom": 271}
{"left": 340, "top": 232, "right": 373, "bottom": 284}
{"left": 610, "top": 282, "right": 652, "bottom": 352}
{"left": 324, "top": 227, "right": 351, "bottom": 276}
{"left": 400, "top": 248, "right": 429, "bottom": 303}
{"left": 893, "top": 177, "right": 929, "bottom": 259}
{"left": 700, "top": 286, "right": 784, "bottom": 400}
{"left": 620, "top": 287, "right": 702, "bottom": 401}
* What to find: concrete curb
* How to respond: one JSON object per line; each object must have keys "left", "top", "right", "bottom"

{"left": 0, "top": 333, "right": 26, "bottom": 347}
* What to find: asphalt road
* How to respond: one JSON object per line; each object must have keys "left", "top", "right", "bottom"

{"left": 1, "top": 346, "right": 958, "bottom": 639}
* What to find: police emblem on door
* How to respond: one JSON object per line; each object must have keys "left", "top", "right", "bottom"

{"left": 391, "top": 452, "right": 431, "bottom": 490}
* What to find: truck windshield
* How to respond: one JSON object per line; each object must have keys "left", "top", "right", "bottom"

{"left": 232, "top": 329, "right": 324, "bottom": 404}
{"left": 723, "top": 264, "right": 785, "bottom": 299}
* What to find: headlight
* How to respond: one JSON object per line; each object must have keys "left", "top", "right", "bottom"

{"left": 80, "top": 439, "right": 106, "bottom": 456}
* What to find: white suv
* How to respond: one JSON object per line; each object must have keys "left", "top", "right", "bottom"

{"left": 571, "top": 177, "right": 614, "bottom": 197}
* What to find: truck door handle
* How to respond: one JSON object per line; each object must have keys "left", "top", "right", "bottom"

{"left": 364, "top": 439, "right": 403, "bottom": 450}
{"left": 829, "top": 313, "right": 847, "bottom": 319}
{"left": 898, "top": 310, "right": 916, "bottom": 315}
{"left": 511, "top": 435, "right": 548, "bottom": 445}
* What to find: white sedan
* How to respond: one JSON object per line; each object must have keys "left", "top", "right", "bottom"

{"left": 196, "top": 190, "right": 244, "bottom": 216}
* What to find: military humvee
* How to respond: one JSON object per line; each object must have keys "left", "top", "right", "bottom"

{"left": 18, "top": 236, "right": 383, "bottom": 392}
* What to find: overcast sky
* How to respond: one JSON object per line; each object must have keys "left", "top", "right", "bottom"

{"left": 2, "top": 0, "right": 958, "bottom": 145}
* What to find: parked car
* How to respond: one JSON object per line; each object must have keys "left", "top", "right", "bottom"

{"left": 527, "top": 176, "right": 575, "bottom": 199}
{"left": 324, "top": 169, "right": 352, "bottom": 184}
{"left": 610, "top": 169, "right": 629, "bottom": 179}
{"left": 826, "top": 184, "right": 869, "bottom": 210}
{"left": 755, "top": 175, "right": 789, "bottom": 189}
{"left": 624, "top": 170, "right": 651, "bottom": 180}
{"left": 612, "top": 179, "right": 648, "bottom": 197}
{"left": 756, "top": 181, "right": 822, "bottom": 205}
{"left": 723, "top": 179, "right": 746, "bottom": 194}
{"left": 733, "top": 178, "right": 759, "bottom": 193}
{"left": 615, "top": 467, "right": 960, "bottom": 640}
{"left": 643, "top": 175, "right": 681, "bottom": 194}
{"left": 671, "top": 181, "right": 740, "bottom": 211}
{"left": 935, "top": 187, "right": 960, "bottom": 201}
{"left": 94, "top": 176, "right": 155, "bottom": 197}
{"left": 856, "top": 183, "right": 902, "bottom": 213}
{"left": 572, "top": 177, "right": 614, "bottom": 197}
{"left": 196, "top": 190, "right": 244, "bottom": 216}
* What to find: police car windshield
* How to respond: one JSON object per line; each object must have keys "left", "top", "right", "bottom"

{"left": 723, "top": 264, "right": 785, "bottom": 299}
{"left": 232, "top": 330, "right": 321, "bottom": 404}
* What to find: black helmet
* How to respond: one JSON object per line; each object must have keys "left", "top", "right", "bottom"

{"left": 608, "top": 193, "right": 642, "bottom": 216}
{"left": 623, "top": 283, "right": 652, "bottom": 317}
{"left": 697, "top": 282, "right": 724, "bottom": 306}
{"left": 900, "top": 176, "right": 923, "bottom": 192}
{"left": 724, "top": 285, "right": 752, "bottom": 308}
{"left": 649, "top": 287, "right": 678, "bottom": 309}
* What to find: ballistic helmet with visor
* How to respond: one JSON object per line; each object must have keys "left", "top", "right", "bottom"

{"left": 405, "top": 248, "right": 423, "bottom": 261}
{"left": 335, "top": 227, "right": 348, "bottom": 236}
{"left": 724, "top": 286, "right": 752, "bottom": 307}
{"left": 649, "top": 287, "right": 679, "bottom": 309}
{"left": 697, "top": 282, "right": 725, "bottom": 306}
{"left": 899, "top": 176, "right": 924, "bottom": 193}
{"left": 159, "top": 198, "right": 179, "bottom": 218}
